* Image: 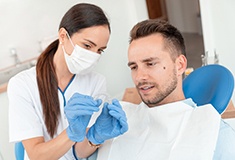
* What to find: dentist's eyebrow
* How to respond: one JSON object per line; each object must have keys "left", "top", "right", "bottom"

{"left": 84, "top": 39, "right": 107, "bottom": 49}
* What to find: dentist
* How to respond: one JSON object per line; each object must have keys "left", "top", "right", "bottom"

{"left": 8, "top": 3, "right": 128, "bottom": 160}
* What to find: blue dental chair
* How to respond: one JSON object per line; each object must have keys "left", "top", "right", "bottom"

{"left": 183, "top": 64, "right": 234, "bottom": 114}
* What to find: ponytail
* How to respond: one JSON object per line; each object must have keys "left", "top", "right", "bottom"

{"left": 36, "top": 39, "right": 60, "bottom": 138}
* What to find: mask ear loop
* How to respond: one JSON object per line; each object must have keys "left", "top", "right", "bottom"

{"left": 66, "top": 32, "right": 75, "bottom": 48}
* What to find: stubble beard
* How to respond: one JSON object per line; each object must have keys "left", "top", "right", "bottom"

{"left": 141, "top": 70, "right": 178, "bottom": 107}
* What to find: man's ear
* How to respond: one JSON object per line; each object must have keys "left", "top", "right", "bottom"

{"left": 58, "top": 28, "right": 68, "bottom": 45}
{"left": 176, "top": 54, "right": 187, "bottom": 76}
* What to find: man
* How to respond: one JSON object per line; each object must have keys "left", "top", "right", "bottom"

{"left": 97, "top": 19, "right": 235, "bottom": 160}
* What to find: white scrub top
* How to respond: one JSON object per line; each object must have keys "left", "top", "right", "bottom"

{"left": 8, "top": 66, "right": 108, "bottom": 160}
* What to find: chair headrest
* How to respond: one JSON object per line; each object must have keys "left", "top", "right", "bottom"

{"left": 183, "top": 64, "right": 234, "bottom": 114}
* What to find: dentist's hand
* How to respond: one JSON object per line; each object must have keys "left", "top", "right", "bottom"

{"left": 64, "top": 93, "right": 102, "bottom": 142}
{"left": 87, "top": 99, "right": 128, "bottom": 144}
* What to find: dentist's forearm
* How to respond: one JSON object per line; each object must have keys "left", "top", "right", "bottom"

{"left": 23, "top": 130, "right": 74, "bottom": 160}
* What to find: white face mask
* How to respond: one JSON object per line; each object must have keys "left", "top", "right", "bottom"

{"left": 62, "top": 33, "right": 101, "bottom": 75}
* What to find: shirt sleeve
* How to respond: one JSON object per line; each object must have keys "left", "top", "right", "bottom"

{"left": 8, "top": 75, "right": 43, "bottom": 142}
{"left": 213, "top": 120, "right": 235, "bottom": 160}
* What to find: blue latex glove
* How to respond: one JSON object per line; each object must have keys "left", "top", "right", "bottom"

{"left": 64, "top": 93, "right": 102, "bottom": 142}
{"left": 87, "top": 99, "right": 128, "bottom": 144}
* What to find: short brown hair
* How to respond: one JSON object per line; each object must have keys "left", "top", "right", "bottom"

{"left": 129, "top": 19, "right": 186, "bottom": 60}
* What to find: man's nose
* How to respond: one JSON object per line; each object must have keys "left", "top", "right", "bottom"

{"left": 135, "top": 67, "right": 149, "bottom": 82}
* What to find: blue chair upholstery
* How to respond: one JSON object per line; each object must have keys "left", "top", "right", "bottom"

{"left": 183, "top": 64, "right": 234, "bottom": 114}
{"left": 15, "top": 142, "right": 24, "bottom": 160}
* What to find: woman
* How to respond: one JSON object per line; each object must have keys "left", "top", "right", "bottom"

{"left": 8, "top": 3, "right": 128, "bottom": 160}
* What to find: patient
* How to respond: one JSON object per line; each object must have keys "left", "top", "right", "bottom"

{"left": 97, "top": 19, "right": 235, "bottom": 160}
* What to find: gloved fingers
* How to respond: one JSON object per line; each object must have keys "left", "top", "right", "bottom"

{"left": 72, "top": 93, "right": 103, "bottom": 104}
{"left": 108, "top": 106, "right": 128, "bottom": 134}
{"left": 102, "top": 102, "right": 110, "bottom": 114}
{"left": 108, "top": 109, "right": 127, "bottom": 122}
{"left": 65, "top": 110, "right": 97, "bottom": 119}
{"left": 110, "top": 116, "right": 128, "bottom": 135}
{"left": 95, "top": 99, "right": 103, "bottom": 107}
{"left": 71, "top": 92, "right": 93, "bottom": 99}
{"left": 97, "top": 102, "right": 110, "bottom": 120}
{"left": 107, "top": 103, "right": 126, "bottom": 118}
{"left": 65, "top": 97, "right": 102, "bottom": 111}
{"left": 107, "top": 115, "right": 128, "bottom": 135}
{"left": 119, "top": 119, "right": 129, "bottom": 134}
{"left": 66, "top": 117, "right": 90, "bottom": 142}
{"left": 65, "top": 105, "right": 100, "bottom": 118}
{"left": 68, "top": 93, "right": 102, "bottom": 106}
{"left": 69, "top": 116, "right": 91, "bottom": 127}
{"left": 107, "top": 104, "right": 125, "bottom": 113}
{"left": 67, "top": 98, "right": 99, "bottom": 107}
{"left": 64, "top": 104, "right": 100, "bottom": 113}
{"left": 111, "top": 99, "right": 122, "bottom": 108}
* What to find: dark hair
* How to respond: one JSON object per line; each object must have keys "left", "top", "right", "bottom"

{"left": 129, "top": 19, "right": 186, "bottom": 60}
{"left": 59, "top": 3, "right": 111, "bottom": 36}
{"left": 36, "top": 3, "right": 110, "bottom": 138}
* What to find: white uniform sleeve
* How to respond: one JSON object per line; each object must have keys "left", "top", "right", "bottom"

{"left": 8, "top": 75, "right": 43, "bottom": 142}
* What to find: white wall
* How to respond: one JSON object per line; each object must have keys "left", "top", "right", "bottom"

{"left": 0, "top": 0, "right": 68, "bottom": 68}
{"left": 0, "top": 92, "right": 13, "bottom": 160}
{"left": 199, "top": 0, "right": 235, "bottom": 103}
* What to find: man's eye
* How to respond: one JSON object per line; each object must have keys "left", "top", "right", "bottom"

{"left": 147, "top": 62, "right": 156, "bottom": 66}
{"left": 130, "top": 66, "right": 137, "bottom": 70}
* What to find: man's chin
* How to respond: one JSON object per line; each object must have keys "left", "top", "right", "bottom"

{"left": 142, "top": 97, "right": 155, "bottom": 107}
{"left": 141, "top": 96, "right": 164, "bottom": 107}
